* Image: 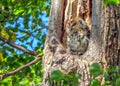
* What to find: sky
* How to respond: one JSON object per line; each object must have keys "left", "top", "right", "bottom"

{"left": 5, "top": 13, "right": 49, "bottom": 54}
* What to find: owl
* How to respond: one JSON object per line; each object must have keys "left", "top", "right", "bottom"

{"left": 67, "top": 18, "right": 90, "bottom": 55}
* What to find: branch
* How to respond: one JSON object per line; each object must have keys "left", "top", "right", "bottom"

{"left": 18, "top": 29, "right": 41, "bottom": 41}
{"left": 0, "top": 36, "right": 38, "bottom": 56}
{"left": 0, "top": 56, "right": 42, "bottom": 80}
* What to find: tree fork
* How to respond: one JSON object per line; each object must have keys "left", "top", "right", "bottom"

{"left": 42, "top": 0, "right": 120, "bottom": 85}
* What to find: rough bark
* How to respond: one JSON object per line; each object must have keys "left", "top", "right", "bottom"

{"left": 103, "top": 4, "right": 120, "bottom": 68}
{"left": 42, "top": 0, "right": 120, "bottom": 85}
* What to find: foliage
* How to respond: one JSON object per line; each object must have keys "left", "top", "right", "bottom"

{"left": 0, "top": 54, "right": 43, "bottom": 85}
{"left": 89, "top": 63, "right": 104, "bottom": 78}
{"left": 90, "top": 63, "right": 120, "bottom": 86}
{"left": 50, "top": 63, "right": 120, "bottom": 86}
{"left": 103, "top": 0, "right": 120, "bottom": 5}
{"left": 0, "top": 0, "right": 50, "bottom": 85}
{"left": 50, "top": 70, "right": 82, "bottom": 86}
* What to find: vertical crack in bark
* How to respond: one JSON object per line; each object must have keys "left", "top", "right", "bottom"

{"left": 105, "top": 5, "right": 119, "bottom": 68}
{"left": 113, "top": 6, "right": 119, "bottom": 66}
{"left": 61, "top": 0, "right": 66, "bottom": 45}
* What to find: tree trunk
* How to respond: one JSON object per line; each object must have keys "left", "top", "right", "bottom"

{"left": 42, "top": 0, "right": 120, "bottom": 85}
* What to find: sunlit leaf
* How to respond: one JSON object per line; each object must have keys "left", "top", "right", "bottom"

{"left": 9, "top": 29, "right": 16, "bottom": 41}
{"left": 13, "top": 9, "right": 24, "bottom": 15}
{"left": 1, "top": 28, "right": 9, "bottom": 40}
{"left": 103, "top": 0, "right": 120, "bottom": 5}
{"left": 0, "top": 53, "right": 4, "bottom": 62}
{"left": 0, "top": 70, "right": 2, "bottom": 74}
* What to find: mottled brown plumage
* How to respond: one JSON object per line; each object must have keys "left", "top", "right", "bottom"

{"left": 67, "top": 18, "right": 90, "bottom": 55}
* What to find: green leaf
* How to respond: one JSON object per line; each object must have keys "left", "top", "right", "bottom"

{"left": 75, "top": 73, "right": 82, "bottom": 79}
{"left": 0, "top": 14, "right": 4, "bottom": 21}
{"left": 107, "top": 66, "right": 119, "bottom": 73}
{"left": 0, "top": 53, "right": 4, "bottom": 62}
{"left": 103, "top": 0, "right": 120, "bottom": 5}
{"left": 13, "top": 9, "right": 24, "bottom": 15}
{"left": 89, "top": 63, "right": 103, "bottom": 77}
{"left": 50, "top": 70, "right": 64, "bottom": 81}
{"left": 103, "top": 72, "right": 109, "bottom": 80}
{"left": 103, "top": 81, "right": 111, "bottom": 86}
{"left": 90, "top": 79, "right": 101, "bottom": 86}
{"left": 115, "top": 78, "right": 120, "bottom": 86}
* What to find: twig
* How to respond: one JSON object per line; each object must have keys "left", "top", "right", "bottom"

{"left": 18, "top": 29, "right": 41, "bottom": 41}
{"left": 0, "top": 56, "right": 42, "bottom": 80}
{"left": 0, "top": 36, "right": 38, "bottom": 56}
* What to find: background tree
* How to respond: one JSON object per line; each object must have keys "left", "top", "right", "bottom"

{"left": 42, "top": 0, "right": 120, "bottom": 85}
{"left": 0, "top": 0, "right": 50, "bottom": 85}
